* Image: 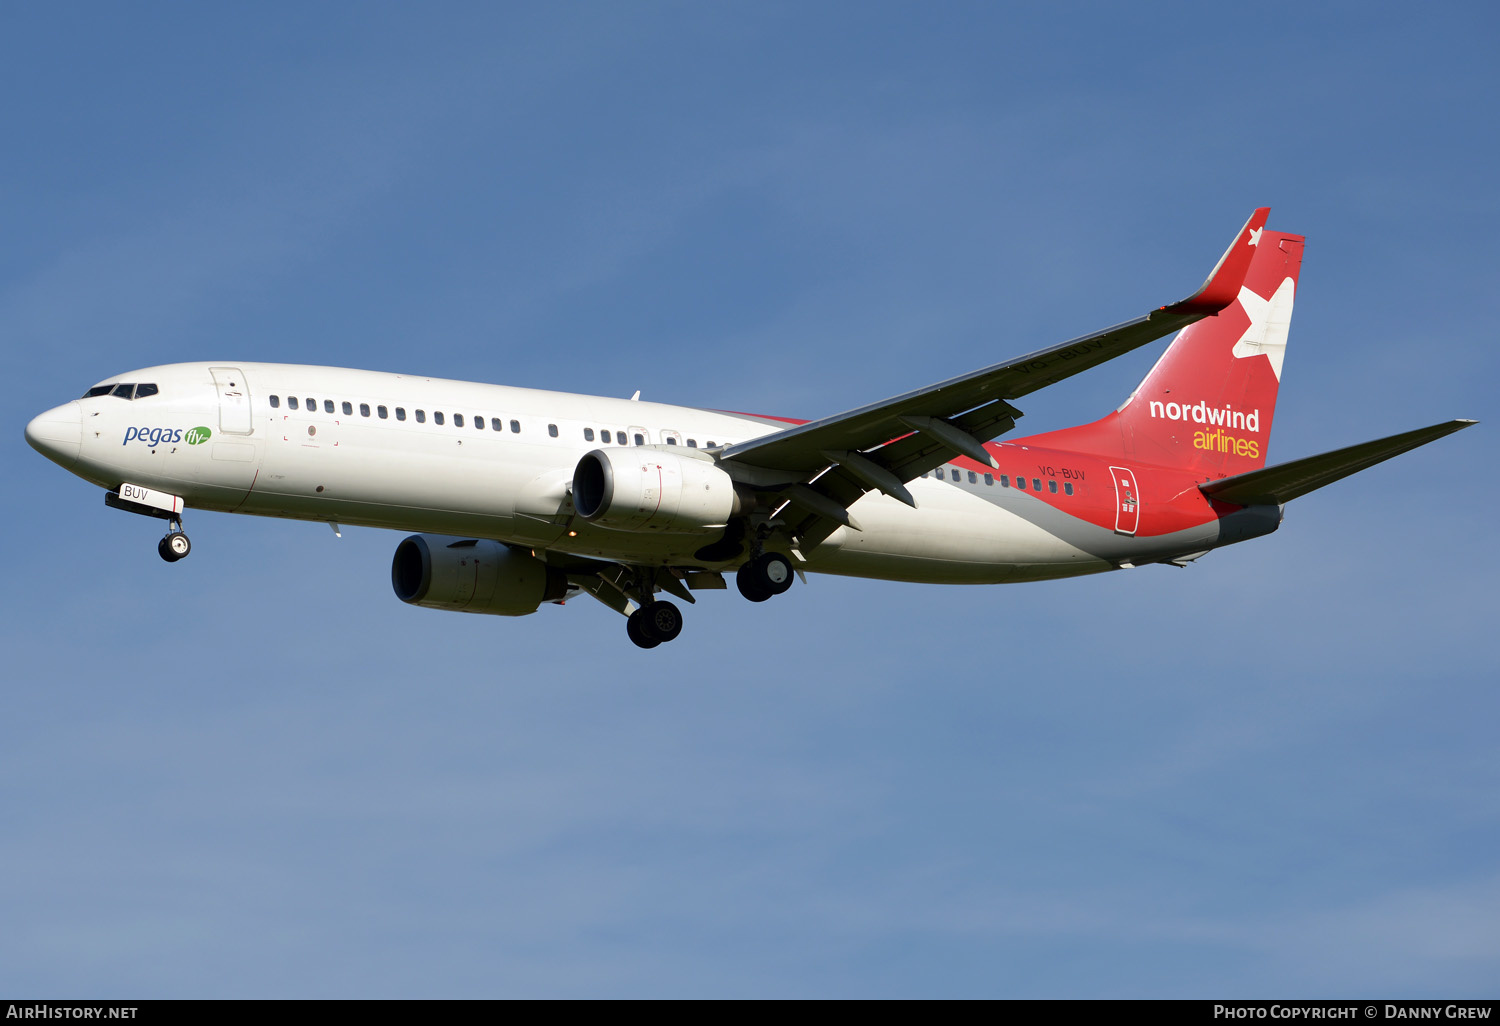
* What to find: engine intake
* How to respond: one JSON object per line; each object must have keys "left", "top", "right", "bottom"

{"left": 573, "top": 448, "right": 738, "bottom": 534}
{"left": 391, "top": 534, "right": 568, "bottom": 616}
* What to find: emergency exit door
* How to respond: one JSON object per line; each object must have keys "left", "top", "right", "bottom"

{"left": 1109, "top": 466, "right": 1139, "bottom": 535}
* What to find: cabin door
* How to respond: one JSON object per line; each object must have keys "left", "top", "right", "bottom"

{"left": 211, "top": 367, "right": 253, "bottom": 435}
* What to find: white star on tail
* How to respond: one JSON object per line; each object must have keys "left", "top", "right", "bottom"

{"left": 1231, "top": 275, "right": 1295, "bottom": 380}
{"left": 1247, "top": 226, "right": 1263, "bottom": 246}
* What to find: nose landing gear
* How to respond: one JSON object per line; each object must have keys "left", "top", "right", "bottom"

{"left": 157, "top": 517, "right": 191, "bottom": 563}
{"left": 104, "top": 486, "right": 192, "bottom": 564}
{"left": 158, "top": 529, "right": 191, "bottom": 562}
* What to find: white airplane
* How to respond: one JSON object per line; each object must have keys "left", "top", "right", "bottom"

{"left": 26, "top": 209, "right": 1473, "bottom": 648}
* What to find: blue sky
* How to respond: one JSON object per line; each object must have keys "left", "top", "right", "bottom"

{"left": 3, "top": 1, "right": 1496, "bottom": 998}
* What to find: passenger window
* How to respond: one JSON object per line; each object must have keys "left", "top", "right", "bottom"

{"left": 951, "top": 469, "right": 960, "bottom": 481}
{"left": 1064, "top": 482, "right": 1074, "bottom": 496}
{"left": 547, "top": 423, "right": 557, "bottom": 437}
{"left": 665, "top": 437, "right": 677, "bottom": 445}
{"left": 434, "top": 412, "right": 444, "bottom": 426}
{"left": 396, "top": 407, "right": 406, "bottom": 421}
{"left": 706, "top": 440, "right": 716, "bottom": 448}
{"left": 687, "top": 439, "right": 697, "bottom": 448}
{"left": 477, "top": 416, "right": 486, "bottom": 430}
{"left": 584, "top": 428, "right": 594, "bottom": 441}
{"left": 968, "top": 471, "right": 977, "bottom": 484}
{"left": 289, "top": 396, "right": 299, "bottom": 410}
{"left": 112, "top": 384, "right": 134, "bottom": 398}
{"left": 1001, "top": 475, "right": 1009, "bottom": 487}
{"left": 360, "top": 403, "right": 370, "bottom": 417}
{"left": 305, "top": 398, "right": 315, "bottom": 411}
{"left": 135, "top": 383, "right": 158, "bottom": 398}
{"left": 270, "top": 395, "right": 281, "bottom": 409}
{"left": 342, "top": 401, "right": 353, "bottom": 415}
{"left": 453, "top": 413, "right": 463, "bottom": 427}
{"left": 984, "top": 474, "right": 993, "bottom": 485}
{"left": 416, "top": 410, "right": 426, "bottom": 423}
{"left": 510, "top": 420, "right": 520, "bottom": 433}
{"left": 1033, "top": 478, "right": 1042, "bottom": 491}
{"left": 378, "top": 405, "right": 388, "bottom": 419}
{"left": 1048, "top": 480, "right": 1058, "bottom": 493}
{"left": 492, "top": 418, "right": 503, "bottom": 431}
{"left": 617, "top": 432, "right": 628, "bottom": 445}
{"left": 324, "top": 400, "right": 335, "bottom": 414}
{"left": 1016, "top": 477, "right": 1025, "bottom": 490}
{"left": 634, "top": 434, "right": 644, "bottom": 445}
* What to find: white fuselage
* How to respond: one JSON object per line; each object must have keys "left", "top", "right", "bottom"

{"left": 49, "top": 362, "right": 1154, "bottom": 583}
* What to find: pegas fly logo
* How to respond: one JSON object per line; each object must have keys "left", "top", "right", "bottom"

{"left": 123, "top": 426, "right": 212, "bottom": 446}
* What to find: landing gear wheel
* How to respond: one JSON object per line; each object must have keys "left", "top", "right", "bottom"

{"left": 737, "top": 552, "right": 793, "bottom": 601}
{"left": 736, "top": 565, "right": 771, "bottom": 602}
{"left": 626, "top": 610, "right": 661, "bottom": 650}
{"left": 158, "top": 531, "right": 191, "bottom": 563}
{"left": 756, "top": 552, "right": 794, "bottom": 595}
{"left": 639, "top": 599, "right": 683, "bottom": 643}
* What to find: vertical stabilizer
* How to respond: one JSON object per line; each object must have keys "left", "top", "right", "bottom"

{"left": 1021, "top": 227, "right": 1303, "bottom": 477}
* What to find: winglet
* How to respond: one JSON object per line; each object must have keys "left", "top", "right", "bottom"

{"left": 1159, "top": 207, "right": 1271, "bottom": 316}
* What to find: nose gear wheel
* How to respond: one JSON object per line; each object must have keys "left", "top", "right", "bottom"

{"left": 158, "top": 530, "right": 191, "bottom": 562}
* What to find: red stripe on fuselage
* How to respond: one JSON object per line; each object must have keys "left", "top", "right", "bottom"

{"left": 946, "top": 441, "right": 1222, "bottom": 536}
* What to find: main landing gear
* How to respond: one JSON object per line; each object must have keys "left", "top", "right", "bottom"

{"left": 157, "top": 519, "right": 191, "bottom": 563}
{"left": 736, "top": 551, "right": 793, "bottom": 603}
{"left": 619, "top": 551, "right": 795, "bottom": 650}
{"left": 626, "top": 599, "right": 683, "bottom": 650}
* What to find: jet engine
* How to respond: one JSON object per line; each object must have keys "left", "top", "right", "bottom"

{"left": 391, "top": 534, "right": 568, "bottom": 616}
{"left": 572, "top": 448, "right": 739, "bottom": 533}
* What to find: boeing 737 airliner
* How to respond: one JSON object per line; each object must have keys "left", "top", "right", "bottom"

{"left": 25, "top": 210, "right": 1474, "bottom": 648}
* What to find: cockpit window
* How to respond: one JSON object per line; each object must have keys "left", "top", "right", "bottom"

{"left": 84, "top": 382, "right": 160, "bottom": 399}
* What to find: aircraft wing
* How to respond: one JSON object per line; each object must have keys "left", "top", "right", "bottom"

{"left": 717, "top": 208, "right": 1270, "bottom": 546}
{"left": 1200, "top": 419, "right": 1477, "bottom": 507}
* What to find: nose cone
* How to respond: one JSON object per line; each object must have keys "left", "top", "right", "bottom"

{"left": 26, "top": 402, "right": 82, "bottom": 469}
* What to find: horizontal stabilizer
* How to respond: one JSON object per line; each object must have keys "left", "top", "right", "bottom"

{"left": 1200, "top": 420, "right": 1476, "bottom": 506}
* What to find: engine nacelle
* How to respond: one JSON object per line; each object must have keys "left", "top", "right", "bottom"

{"left": 391, "top": 534, "right": 568, "bottom": 616}
{"left": 572, "top": 447, "right": 738, "bottom": 534}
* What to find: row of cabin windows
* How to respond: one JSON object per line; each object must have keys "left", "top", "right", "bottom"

{"left": 923, "top": 467, "right": 1075, "bottom": 496}
{"left": 263, "top": 395, "right": 1072, "bottom": 494}
{"left": 582, "top": 426, "right": 718, "bottom": 448}
{"left": 267, "top": 394, "right": 722, "bottom": 448}
{"left": 269, "top": 394, "right": 522, "bottom": 432}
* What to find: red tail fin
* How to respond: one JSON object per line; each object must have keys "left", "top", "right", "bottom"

{"left": 1022, "top": 227, "right": 1304, "bottom": 477}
